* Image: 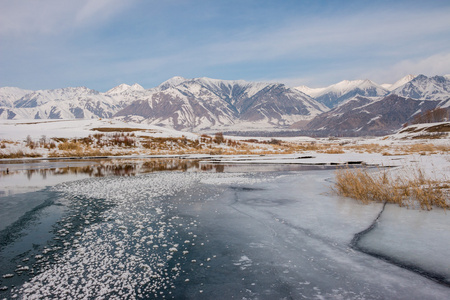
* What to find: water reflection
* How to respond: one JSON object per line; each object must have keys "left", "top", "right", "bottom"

{"left": 0, "top": 158, "right": 343, "bottom": 198}
{"left": 1, "top": 158, "right": 344, "bottom": 181}
{"left": 1, "top": 158, "right": 204, "bottom": 180}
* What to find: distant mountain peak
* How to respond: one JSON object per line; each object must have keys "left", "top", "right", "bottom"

{"left": 382, "top": 74, "right": 416, "bottom": 91}
{"left": 106, "top": 83, "right": 144, "bottom": 95}
{"left": 158, "top": 76, "right": 187, "bottom": 90}
{"left": 106, "top": 84, "right": 131, "bottom": 95}
{"left": 130, "top": 83, "right": 144, "bottom": 90}
{"left": 391, "top": 74, "right": 450, "bottom": 101}
{"left": 294, "top": 85, "right": 326, "bottom": 97}
{"left": 303, "top": 79, "right": 388, "bottom": 108}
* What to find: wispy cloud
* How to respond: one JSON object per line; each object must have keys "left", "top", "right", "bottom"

{"left": 0, "top": 0, "right": 136, "bottom": 36}
{"left": 197, "top": 7, "right": 450, "bottom": 66}
{"left": 123, "top": 6, "right": 450, "bottom": 87}
{"left": 1, "top": 0, "right": 449, "bottom": 90}
{"left": 366, "top": 52, "right": 450, "bottom": 84}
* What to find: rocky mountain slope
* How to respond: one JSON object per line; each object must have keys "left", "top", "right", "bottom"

{"left": 301, "top": 74, "right": 450, "bottom": 135}
{"left": 115, "top": 77, "right": 328, "bottom": 131}
{"left": 306, "top": 95, "right": 442, "bottom": 135}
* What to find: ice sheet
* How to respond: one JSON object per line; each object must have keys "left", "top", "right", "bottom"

{"left": 1, "top": 169, "right": 449, "bottom": 299}
{"left": 355, "top": 204, "right": 450, "bottom": 284}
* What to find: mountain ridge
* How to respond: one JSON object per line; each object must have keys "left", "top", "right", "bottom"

{"left": 304, "top": 73, "right": 450, "bottom": 135}
{"left": 1, "top": 74, "right": 449, "bottom": 135}
{"left": 114, "top": 77, "right": 327, "bottom": 131}
{"left": 295, "top": 79, "right": 389, "bottom": 108}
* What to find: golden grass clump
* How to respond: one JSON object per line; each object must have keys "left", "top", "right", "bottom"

{"left": 340, "top": 143, "right": 450, "bottom": 156}
{"left": 334, "top": 167, "right": 449, "bottom": 210}
{"left": 49, "top": 148, "right": 120, "bottom": 158}
{"left": 321, "top": 147, "right": 345, "bottom": 154}
{"left": 0, "top": 150, "right": 42, "bottom": 159}
{"left": 344, "top": 143, "right": 389, "bottom": 154}
{"left": 58, "top": 141, "right": 83, "bottom": 151}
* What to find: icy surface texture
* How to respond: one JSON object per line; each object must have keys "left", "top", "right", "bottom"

{"left": 9, "top": 172, "right": 259, "bottom": 299}
{"left": 1, "top": 170, "right": 449, "bottom": 299}
{"left": 356, "top": 204, "right": 450, "bottom": 284}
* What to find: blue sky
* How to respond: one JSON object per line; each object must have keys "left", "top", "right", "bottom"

{"left": 1, "top": 0, "right": 450, "bottom": 91}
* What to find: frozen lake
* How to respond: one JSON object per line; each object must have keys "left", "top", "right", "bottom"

{"left": 0, "top": 158, "right": 449, "bottom": 299}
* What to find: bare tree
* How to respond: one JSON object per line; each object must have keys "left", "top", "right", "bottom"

{"left": 411, "top": 107, "right": 449, "bottom": 124}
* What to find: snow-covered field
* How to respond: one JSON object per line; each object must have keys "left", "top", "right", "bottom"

{"left": 0, "top": 119, "right": 449, "bottom": 299}
{"left": 1, "top": 119, "right": 449, "bottom": 158}
{"left": 0, "top": 119, "right": 198, "bottom": 141}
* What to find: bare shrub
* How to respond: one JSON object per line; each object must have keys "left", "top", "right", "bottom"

{"left": 214, "top": 132, "right": 225, "bottom": 144}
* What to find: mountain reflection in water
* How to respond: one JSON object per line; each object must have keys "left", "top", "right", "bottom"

{"left": 1, "top": 158, "right": 211, "bottom": 179}
{"left": 1, "top": 157, "right": 345, "bottom": 183}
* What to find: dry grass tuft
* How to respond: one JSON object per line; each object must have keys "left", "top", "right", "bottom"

{"left": 0, "top": 150, "right": 42, "bottom": 159}
{"left": 334, "top": 167, "right": 449, "bottom": 210}
{"left": 58, "top": 141, "right": 83, "bottom": 151}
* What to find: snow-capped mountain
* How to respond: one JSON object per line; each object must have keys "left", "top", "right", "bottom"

{"left": 391, "top": 75, "right": 450, "bottom": 102}
{"left": 1, "top": 74, "right": 449, "bottom": 135}
{"left": 0, "top": 87, "right": 32, "bottom": 108}
{"left": 304, "top": 75, "right": 450, "bottom": 135}
{"left": 381, "top": 74, "right": 416, "bottom": 91}
{"left": 0, "top": 77, "right": 327, "bottom": 132}
{"left": 105, "top": 83, "right": 145, "bottom": 95}
{"left": 294, "top": 85, "right": 326, "bottom": 98}
{"left": 296, "top": 79, "right": 389, "bottom": 108}
{"left": 0, "top": 86, "right": 139, "bottom": 120}
{"left": 115, "top": 77, "right": 328, "bottom": 131}
{"left": 158, "top": 76, "right": 188, "bottom": 90}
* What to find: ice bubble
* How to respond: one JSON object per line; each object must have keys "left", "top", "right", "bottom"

{"left": 15, "top": 266, "right": 30, "bottom": 272}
